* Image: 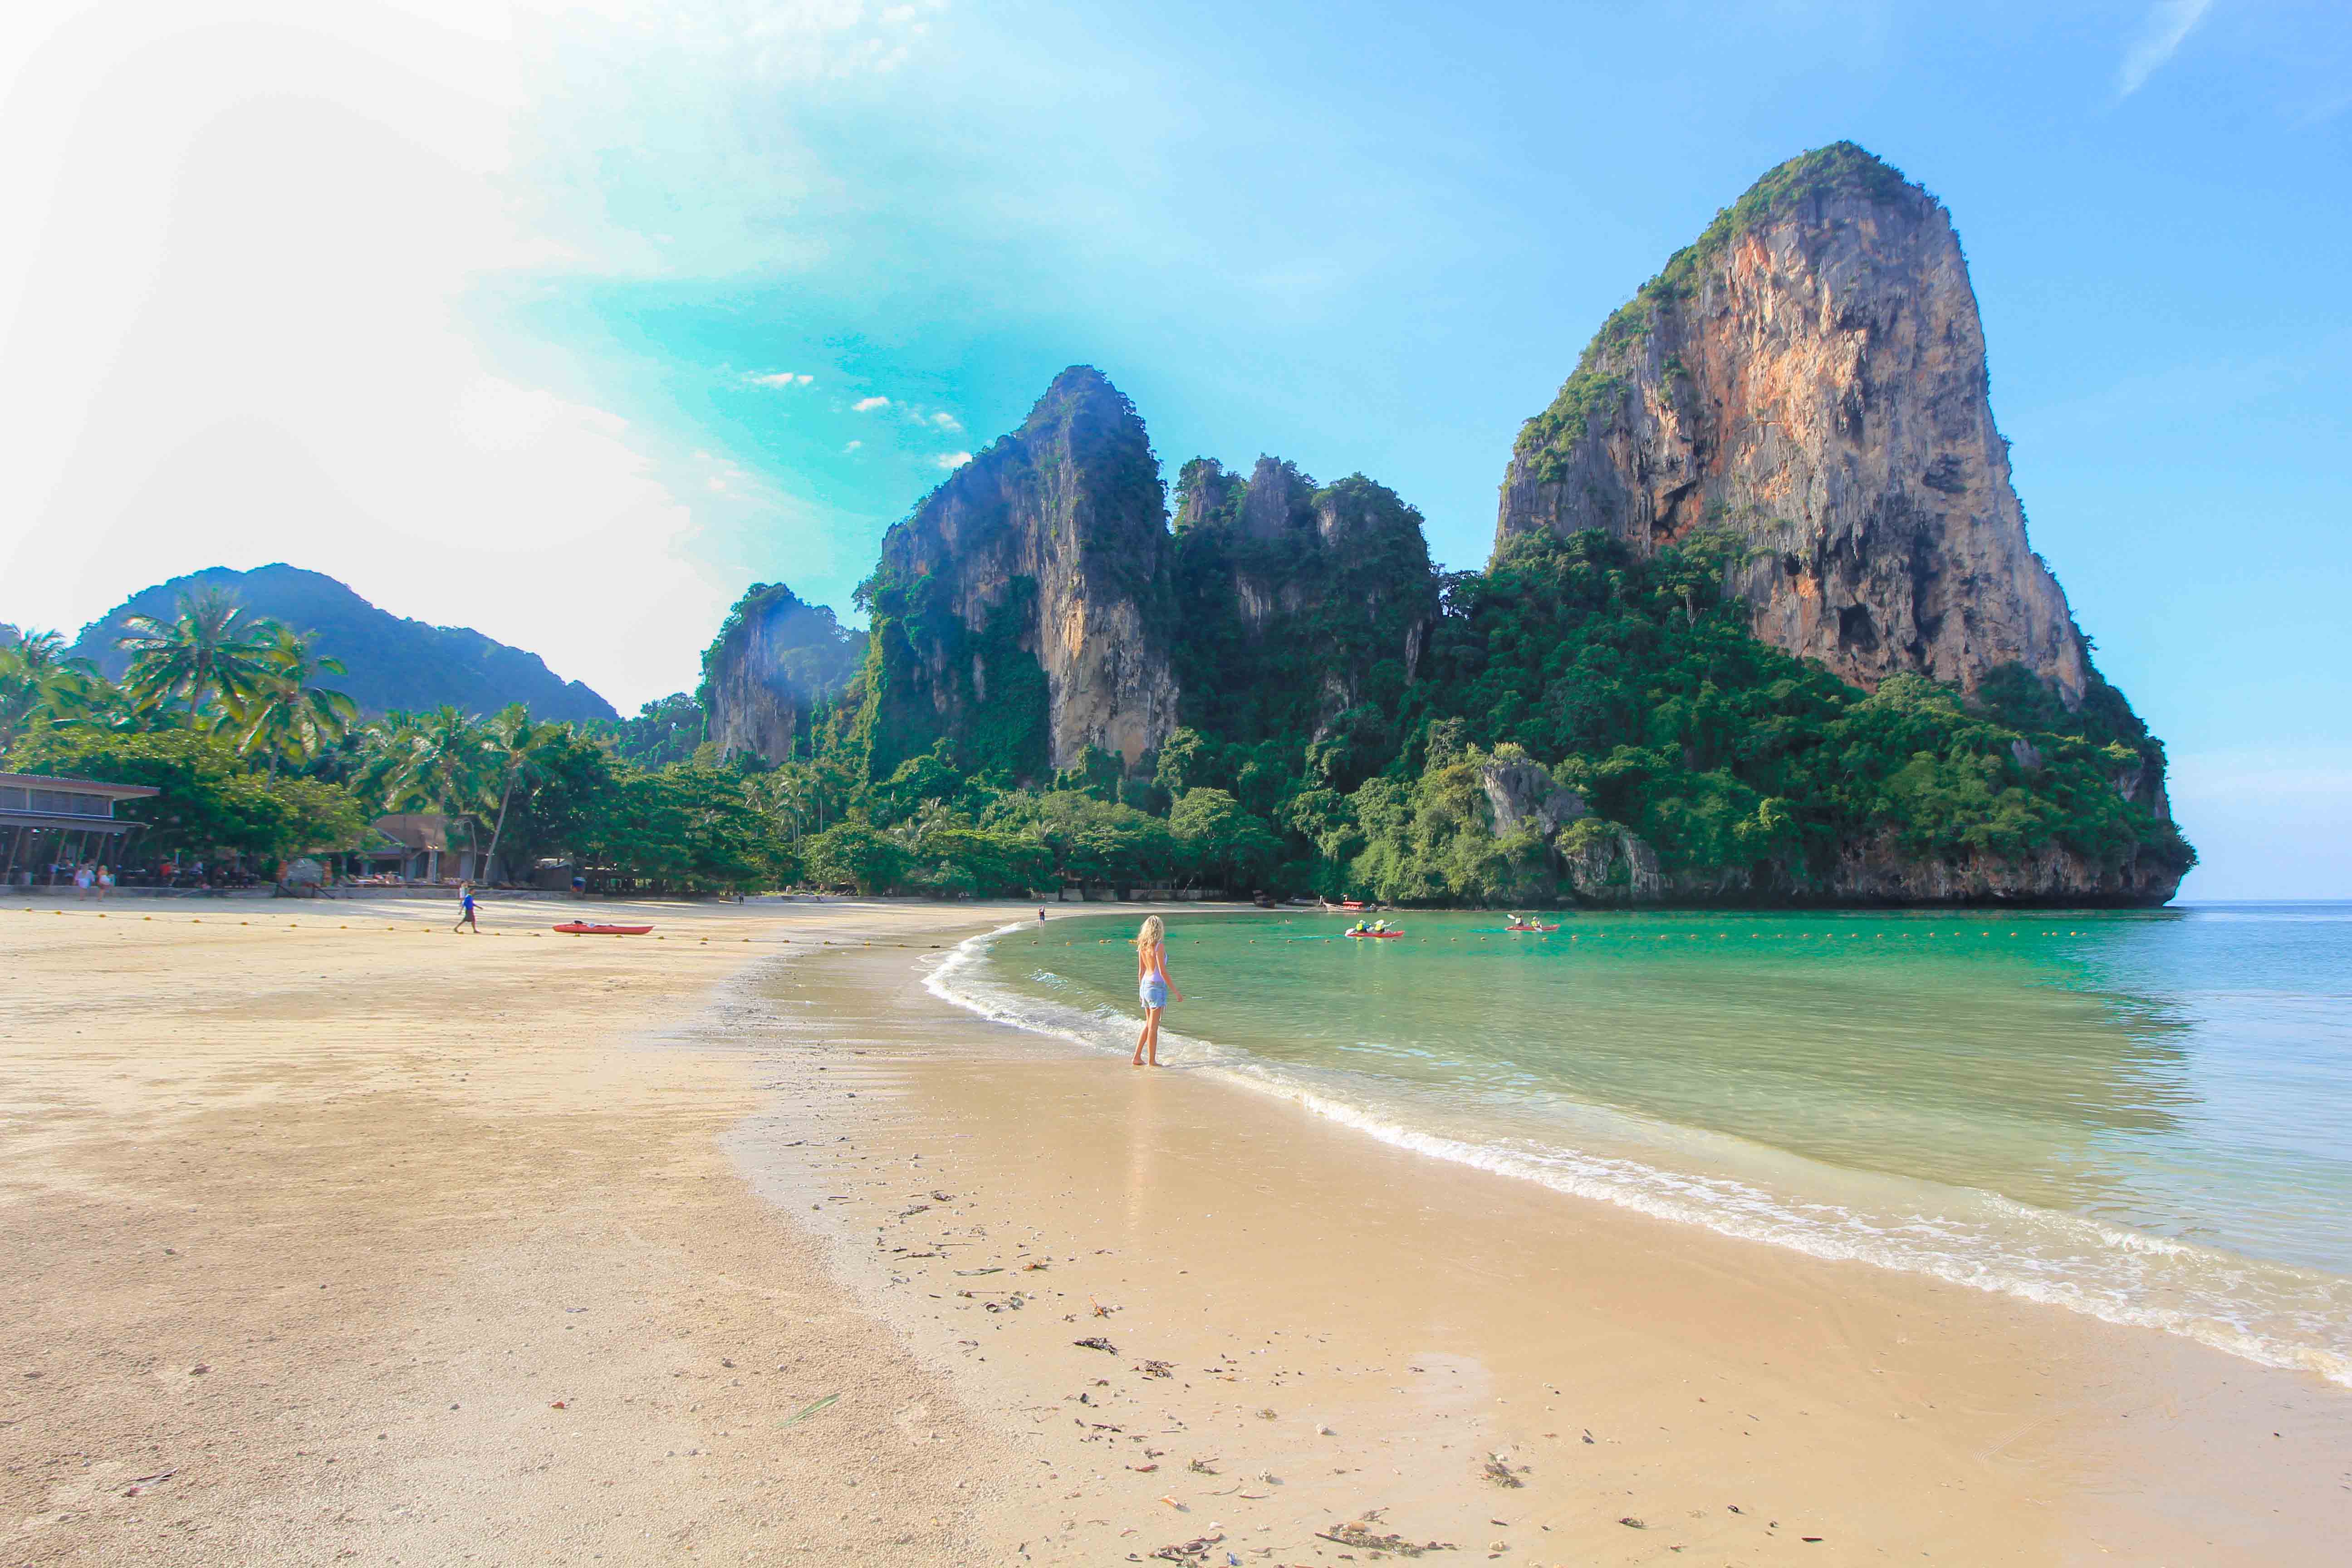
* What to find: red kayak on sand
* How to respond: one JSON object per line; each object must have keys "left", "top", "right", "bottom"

{"left": 554, "top": 921, "right": 654, "bottom": 936}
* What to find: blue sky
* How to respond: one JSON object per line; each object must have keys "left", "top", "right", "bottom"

{"left": 3, "top": 1, "right": 2347, "bottom": 895}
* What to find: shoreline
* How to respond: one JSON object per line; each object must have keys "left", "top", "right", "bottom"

{"left": 927, "top": 915, "right": 2352, "bottom": 1392}
{"left": 7, "top": 897, "right": 2347, "bottom": 1565}
{"left": 745, "top": 906, "right": 2352, "bottom": 1565}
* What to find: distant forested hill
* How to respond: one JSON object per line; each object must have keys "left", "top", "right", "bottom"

{"left": 67, "top": 564, "right": 618, "bottom": 722}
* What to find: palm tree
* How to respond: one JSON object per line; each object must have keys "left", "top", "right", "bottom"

{"left": 355, "top": 706, "right": 495, "bottom": 878}
{"left": 0, "top": 631, "right": 99, "bottom": 750}
{"left": 228, "top": 627, "right": 358, "bottom": 774}
{"left": 475, "top": 705, "right": 567, "bottom": 883}
{"left": 750, "top": 765, "right": 816, "bottom": 846}
{"left": 116, "top": 588, "right": 275, "bottom": 718}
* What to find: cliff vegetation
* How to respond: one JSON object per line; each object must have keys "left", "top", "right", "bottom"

{"left": 23, "top": 146, "right": 2177, "bottom": 905}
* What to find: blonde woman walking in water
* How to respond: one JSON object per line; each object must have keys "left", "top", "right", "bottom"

{"left": 1133, "top": 915, "right": 1183, "bottom": 1068}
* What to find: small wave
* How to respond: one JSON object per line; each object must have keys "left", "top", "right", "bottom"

{"left": 925, "top": 924, "right": 2352, "bottom": 1389}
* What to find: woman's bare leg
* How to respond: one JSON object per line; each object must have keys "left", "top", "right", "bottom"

{"left": 1133, "top": 1012, "right": 1150, "bottom": 1066}
{"left": 1143, "top": 1007, "right": 1161, "bottom": 1067}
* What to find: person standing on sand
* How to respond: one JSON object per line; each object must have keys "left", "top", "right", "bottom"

{"left": 96, "top": 865, "right": 113, "bottom": 900}
{"left": 454, "top": 882, "right": 479, "bottom": 934}
{"left": 1132, "top": 915, "right": 1182, "bottom": 1068}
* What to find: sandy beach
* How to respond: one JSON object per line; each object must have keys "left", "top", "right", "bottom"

{"left": 5, "top": 896, "right": 2348, "bottom": 1565}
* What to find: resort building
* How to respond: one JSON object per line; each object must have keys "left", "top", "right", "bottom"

{"left": 0, "top": 771, "right": 161, "bottom": 887}
{"left": 356, "top": 813, "right": 477, "bottom": 884}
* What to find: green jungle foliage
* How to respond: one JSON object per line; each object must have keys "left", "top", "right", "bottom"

{"left": 1393, "top": 530, "right": 2185, "bottom": 897}
{"left": 15, "top": 728, "right": 372, "bottom": 866}
{"left": 745, "top": 519, "right": 2185, "bottom": 904}
{"left": 850, "top": 571, "right": 1053, "bottom": 785}
{"left": 586, "top": 692, "right": 710, "bottom": 769}
{"left": 1, "top": 598, "right": 791, "bottom": 893}
{"left": 1168, "top": 462, "right": 1436, "bottom": 758}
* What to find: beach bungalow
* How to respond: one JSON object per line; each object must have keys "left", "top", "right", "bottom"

{"left": 0, "top": 771, "right": 161, "bottom": 887}
{"left": 355, "top": 813, "right": 480, "bottom": 884}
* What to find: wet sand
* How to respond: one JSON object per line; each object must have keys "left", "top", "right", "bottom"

{"left": 747, "top": 912, "right": 2352, "bottom": 1567}
{"left": 5, "top": 897, "right": 2347, "bottom": 1564}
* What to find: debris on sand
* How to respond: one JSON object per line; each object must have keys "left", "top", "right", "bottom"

{"left": 1617, "top": 1516, "right": 1645, "bottom": 1529}
{"left": 1137, "top": 1359, "right": 1175, "bottom": 1379}
{"left": 1313, "top": 1521, "right": 1456, "bottom": 1555}
{"left": 1188, "top": 1456, "right": 1220, "bottom": 1475}
{"left": 1483, "top": 1456, "right": 1527, "bottom": 1488}
{"left": 780, "top": 1393, "right": 840, "bottom": 1427}
{"left": 1148, "top": 1532, "right": 1225, "bottom": 1563}
{"left": 1074, "top": 1337, "right": 1119, "bottom": 1353}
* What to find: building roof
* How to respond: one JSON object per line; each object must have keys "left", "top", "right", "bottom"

{"left": 0, "top": 771, "right": 160, "bottom": 800}
{"left": 370, "top": 813, "right": 458, "bottom": 852}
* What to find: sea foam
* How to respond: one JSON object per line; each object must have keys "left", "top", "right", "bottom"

{"left": 926, "top": 921, "right": 2352, "bottom": 1388}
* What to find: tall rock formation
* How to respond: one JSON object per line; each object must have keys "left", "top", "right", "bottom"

{"left": 1495, "top": 142, "right": 2088, "bottom": 706}
{"left": 861, "top": 367, "right": 1179, "bottom": 780}
{"left": 699, "top": 583, "right": 866, "bottom": 762}
{"left": 1171, "top": 456, "right": 1439, "bottom": 755}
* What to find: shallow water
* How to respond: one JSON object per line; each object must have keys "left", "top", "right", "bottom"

{"left": 935, "top": 903, "right": 2352, "bottom": 1386}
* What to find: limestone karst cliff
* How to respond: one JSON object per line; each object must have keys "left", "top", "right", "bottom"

{"left": 699, "top": 583, "right": 866, "bottom": 761}
{"left": 1171, "top": 456, "right": 1438, "bottom": 758}
{"left": 1497, "top": 142, "right": 2089, "bottom": 706}
{"left": 723, "top": 149, "right": 2186, "bottom": 904}
{"left": 858, "top": 367, "right": 1180, "bottom": 779}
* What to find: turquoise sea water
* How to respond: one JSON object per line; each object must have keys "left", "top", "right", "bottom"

{"left": 934, "top": 904, "right": 2352, "bottom": 1384}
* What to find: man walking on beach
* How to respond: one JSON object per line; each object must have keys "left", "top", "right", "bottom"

{"left": 454, "top": 882, "right": 479, "bottom": 934}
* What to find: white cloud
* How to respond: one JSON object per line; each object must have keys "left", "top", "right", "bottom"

{"left": 930, "top": 411, "right": 963, "bottom": 431}
{"left": 853, "top": 395, "right": 891, "bottom": 411}
{"left": 844, "top": 439, "right": 862, "bottom": 451}
{"left": 747, "top": 370, "right": 815, "bottom": 387}
{"left": 0, "top": 0, "right": 814, "bottom": 710}
{"left": 2117, "top": 0, "right": 2212, "bottom": 98}
{"left": 935, "top": 451, "right": 972, "bottom": 470}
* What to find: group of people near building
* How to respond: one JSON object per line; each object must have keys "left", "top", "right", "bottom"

{"left": 61, "top": 862, "right": 115, "bottom": 898}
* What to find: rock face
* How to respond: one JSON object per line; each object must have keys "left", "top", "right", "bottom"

{"left": 700, "top": 583, "right": 866, "bottom": 762}
{"left": 1496, "top": 142, "right": 2088, "bottom": 706}
{"left": 1557, "top": 821, "right": 2181, "bottom": 908}
{"left": 1477, "top": 753, "right": 1588, "bottom": 838}
{"left": 1171, "top": 457, "right": 1439, "bottom": 745}
{"left": 867, "top": 367, "right": 1179, "bottom": 777}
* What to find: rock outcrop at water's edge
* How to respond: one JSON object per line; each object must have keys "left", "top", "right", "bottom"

{"left": 1496, "top": 142, "right": 2089, "bottom": 706}
{"left": 1491, "top": 755, "right": 2179, "bottom": 907}
{"left": 1559, "top": 821, "right": 2184, "bottom": 908}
